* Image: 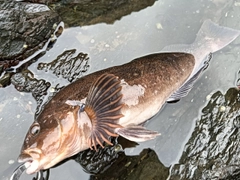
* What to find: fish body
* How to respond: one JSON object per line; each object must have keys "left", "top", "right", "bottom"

{"left": 19, "top": 53, "right": 195, "bottom": 174}
{"left": 48, "top": 52, "right": 194, "bottom": 126}
{"left": 18, "top": 20, "right": 240, "bottom": 174}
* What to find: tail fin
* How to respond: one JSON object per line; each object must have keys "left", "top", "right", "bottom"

{"left": 195, "top": 19, "right": 240, "bottom": 53}
{"left": 161, "top": 19, "right": 240, "bottom": 76}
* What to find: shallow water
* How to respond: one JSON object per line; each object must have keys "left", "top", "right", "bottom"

{"left": 1, "top": 0, "right": 240, "bottom": 179}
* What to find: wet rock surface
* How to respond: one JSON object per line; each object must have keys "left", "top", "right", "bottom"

{"left": 0, "top": 0, "right": 61, "bottom": 75}
{"left": 37, "top": 49, "right": 90, "bottom": 82}
{"left": 11, "top": 72, "right": 51, "bottom": 114}
{"left": 169, "top": 88, "right": 240, "bottom": 180}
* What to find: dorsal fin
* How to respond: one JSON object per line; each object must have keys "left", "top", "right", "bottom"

{"left": 167, "top": 53, "right": 212, "bottom": 102}
{"left": 84, "top": 73, "right": 123, "bottom": 150}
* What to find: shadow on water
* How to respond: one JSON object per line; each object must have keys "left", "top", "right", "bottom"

{"left": 0, "top": 0, "right": 240, "bottom": 180}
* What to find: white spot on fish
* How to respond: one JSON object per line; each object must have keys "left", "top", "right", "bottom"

{"left": 120, "top": 79, "right": 145, "bottom": 107}
{"left": 65, "top": 98, "right": 86, "bottom": 106}
{"left": 65, "top": 98, "right": 91, "bottom": 128}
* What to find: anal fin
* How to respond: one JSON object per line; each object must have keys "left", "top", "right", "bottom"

{"left": 115, "top": 125, "right": 160, "bottom": 142}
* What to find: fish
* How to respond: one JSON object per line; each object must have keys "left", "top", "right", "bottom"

{"left": 18, "top": 19, "right": 240, "bottom": 174}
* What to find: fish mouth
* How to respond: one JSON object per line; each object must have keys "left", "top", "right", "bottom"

{"left": 18, "top": 153, "right": 40, "bottom": 174}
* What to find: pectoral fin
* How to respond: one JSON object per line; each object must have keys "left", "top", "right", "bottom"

{"left": 84, "top": 73, "right": 124, "bottom": 150}
{"left": 115, "top": 125, "right": 160, "bottom": 142}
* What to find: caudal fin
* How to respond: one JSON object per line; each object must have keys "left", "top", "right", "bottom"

{"left": 195, "top": 19, "right": 240, "bottom": 53}
{"left": 161, "top": 19, "right": 240, "bottom": 76}
{"left": 162, "top": 20, "right": 240, "bottom": 101}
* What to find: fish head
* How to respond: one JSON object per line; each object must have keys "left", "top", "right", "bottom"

{"left": 18, "top": 106, "right": 91, "bottom": 174}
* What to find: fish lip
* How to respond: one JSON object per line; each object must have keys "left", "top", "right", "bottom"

{"left": 18, "top": 153, "right": 33, "bottom": 163}
{"left": 17, "top": 152, "right": 40, "bottom": 174}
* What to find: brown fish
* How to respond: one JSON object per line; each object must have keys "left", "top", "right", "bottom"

{"left": 18, "top": 20, "right": 240, "bottom": 174}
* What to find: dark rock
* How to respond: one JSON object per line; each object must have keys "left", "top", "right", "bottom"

{"left": 75, "top": 141, "right": 169, "bottom": 180}
{"left": 92, "top": 148, "right": 169, "bottom": 180}
{"left": 0, "top": 50, "right": 46, "bottom": 88}
{"left": 0, "top": 1, "right": 61, "bottom": 74}
{"left": 0, "top": 60, "right": 19, "bottom": 76}
{"left": 11, "top": 71, "right": 51, "bottom": 113}
{"left": 169, "top": 88, "right": 240, "bottom": 180}
{"left": 0, "top": 72, "right": 14, "bottom": 87}
{"left": 37, "top": 49, "right": 90, "bottom": 82}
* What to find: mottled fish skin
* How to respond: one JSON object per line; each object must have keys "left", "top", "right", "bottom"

{"left": 48, "top": 53, "right": 194, "bottom": 126}
{"left": 18, "top": 52, "right": 194, "bottom": 174}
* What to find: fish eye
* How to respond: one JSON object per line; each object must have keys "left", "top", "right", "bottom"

{"left": 30, "top": 123, "right": 40, "bottom": 136}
